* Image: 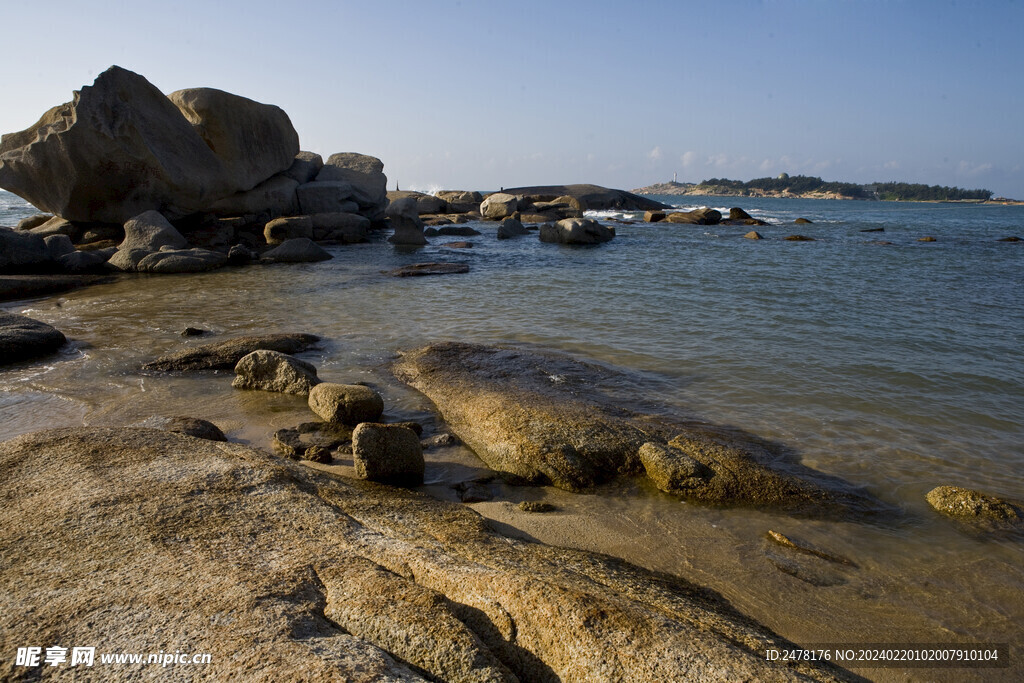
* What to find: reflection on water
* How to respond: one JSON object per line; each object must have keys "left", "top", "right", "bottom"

{"left": 2, "top": 197, "right": 1022, "bottom": 680}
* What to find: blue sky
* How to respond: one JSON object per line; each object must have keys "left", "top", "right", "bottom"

{"left": 1, "top": 0, "right": 1022, "bottom": 197}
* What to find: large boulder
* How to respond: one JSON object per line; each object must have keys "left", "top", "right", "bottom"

{"left": 204, "top": 174, "right": 300, "bottom": 218}
{"left": 0, "top": 427, "right": 853, "bottom": 682}
{"left": 316, "top": 153, "right": 388, "bottom": 220}
{"left": 168, "top": 87, "right": 299, "bottom": 194}
{"left": 500, "top": 184, "right": 670, "bottom": 211}
{"left": 0, "top": 227, "right": 51, "bottom": 272}
{"left": 351, "top": 423, "right": 425, "bottom": 485}
{"left": 480, "top": 193, "right": 519, "bottom": 220}
{"left": 142, "top": 333, "right": 320, "bottom": 372}
{"left": 436, "top": 190, "right": 482, "bottom": 213}
{"left": 232, "top": 349, "right": 320, "bottom": 396}
{"left": 386, "top": 197, "right": 428, "bottom": 246}
{"left": 665, "top": 208, "right": 722, "bottom": 225}
{"left": 310, "top": 212, "right": 370, "bottom": 243}
{"left": 539, "top": 218, "right": 614, "bottom": 245}
{"left": 0, "top": 312, "right": 66, "bottom": 365}
{"left": 0, "top": 66, "right": 235, "bottom": 223}
{"left": 386, "top": 191, "right": 446, "bottom": 215}
{"left": 295, "top": 181, "right": 359, "bottom": 215}
{"left": 496, "top": 217, "right": 529, "bottom": 239}
{"left": 394, "top": 342, "right": 883, "bottom": 516}
{"left": 281, "top": 151, "right": 324, "bottom": 184}
{"left": 107, "top": 210, "right": 190, "bottom": 271}
{"left": 308, "top": 383, "right": 385, "bottom": 424}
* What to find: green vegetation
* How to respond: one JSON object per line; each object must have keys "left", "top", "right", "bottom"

{"left": 694, "top": 175, "right": 992, "bottom": 201}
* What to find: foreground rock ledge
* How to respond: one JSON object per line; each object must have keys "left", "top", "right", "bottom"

{"left": 394, "top": 342, "right": 882, "bottom": 516}
{"left": 0, "top": 428, "right": 854, "bottom": 682}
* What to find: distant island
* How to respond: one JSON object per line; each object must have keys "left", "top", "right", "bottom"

{"left": 632, "top": 174, "right": 1014, "bottom": 203}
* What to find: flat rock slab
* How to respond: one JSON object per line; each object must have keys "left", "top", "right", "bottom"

{"left": 0, "top": 427, "right": 855, "bottom": 682}
{"left": 142, "top": 333, "right": 319, "bottom": 372}
{"left": 386, "top": 263, "right": 470, "bottom": 277}
{"left": 0, "top": 311, "right": 67, "bottom": 365}
{"left": 0, "top": 274, "right": 111, "bottom": 303}
{"left": 394, "top": 342, "right": 882, "bottom": 517}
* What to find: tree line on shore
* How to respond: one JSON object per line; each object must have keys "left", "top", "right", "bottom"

{"left": 696, "top": 174, "right": 993, "bottom": 201}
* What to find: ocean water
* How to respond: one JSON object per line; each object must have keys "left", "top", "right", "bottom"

{"left": 2, "top": 190, "right": 1022, "bottom": 678}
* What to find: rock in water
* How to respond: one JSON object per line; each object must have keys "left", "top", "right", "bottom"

{"left": 232, "top": 349, "right": 320, "bottom": 396}
{"left": 142, "top": 333, "right": 320, "bottom": 372}
{"left": 261, "top": 238, "right": 332, "bottom": 263}
{"left": 539, "top": 218, "right": 614, "bottom": 245}
{"left": 0, "top": 66, "right": 232, "bottom": 223}
{"left": 167, "top": 87, "right": 299, "bottom": 194}
{"left": 386, "top": 197, "right": 428, "bottom": 246}
{"left": 308, "top": 383, "right": 384, "bottom": 424}
{"left": 0, "top": 312, "right": 66, "bottom": 365}
{"left": 351, "top": 423, "right": 425, "bottom": 485}
{"left": 926, "top": 485, "right": 1024, "bottom": 534}
{"left": 0, "top": 427, "right": 856, "bottom": 682}
{"left": 394, "top": 342, "right": 882, "bottom": 516}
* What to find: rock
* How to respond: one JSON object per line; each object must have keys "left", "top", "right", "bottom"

{"left": 665, "top": 208, "right": 722, "bottom": 225}
{"left": 0, "top": 312, "right": 67, "bottom": 365}
{"left": 264, "top": 216, "right": 313, "bottom": 245}
{"left": 0, "top": 227, "right": 52, "bottom": 272}
{"left": 480, "top": 193, "right": 520, "bottom": 220}
{"left": 496, "top": 217, "right": 529, "bottom": 239}
{"left": 518, "top": 501, "right": 557, "bottom": 513}
{"left": 765, "top": 530, "right": 855, "bottom": 566}
{"left": 743, "top": 231, "right": 763, "bottom": 240}
{"left": 14, "top": 214, "right": 52, "bottom": 231}
{"left": 455, "top": 480, "right": 493, "bottom": 503}
{"left": 316, "top": 153, "right": 388, "bottom": 220}
{"left": 138, "top": 415, "right": 228, "bottom": 442}
{"left": 638, "top": 442, "right": 713, "bottom": 493}
{"left": 310, "top": 212, "right": 370, "bottom": 243}
{"left": 785, "top": 235, "right": 815, "bottom": 242}
{"left": 30, "top": 216, "right": 80, "bottom": 239}
{"left": 295, "top": 181, "right": 359, "bottom": 215}
{"left": 422, "top": 432, "right": 460, "bottom": 449}
{"left": 282, "top": 151, "right": 324, "bottom": 184}
{"left": 424, "top": 217, "right": 453, "bottom": 227}
{"left": 998, "top": 236, "right": 1022, "bottom": 242}
{"left": 232, "top": 349, "right": 320, "bottom": 396}
{"left": 500, "top": 184, "right": 669, "bottom": 211}
{"left": 729, "top": 208, "right": 753, "bottom": 220}
{"left": 57, "top": 249, "right": 111, "bottom": 273}
{"left": 394, "top": 342, "right": 883, "bottom": 515}
{"left": 794, "top": 218, "right": 813, "bottom": 224}
{"left": 309, "top": 383, "right": 384, "bottom": 424}
{"left": 925, "top": 486, "right": 1024, "bottom": 533}
{"left": 918, "top": 236, "right": 936, "bottom": 242}
{"left": 168, "top": 87, "right": 299, "bottom": 194}
{"left": 261, "top": 238, "right": 332, "bottom": 263}
{"left": 644, "top": 211, "right": 666, "bottom": 223}
{"left": 387, "top": 191, "right": 446, "bottom": 215}
{"left": 303, "top": 444, "right": 332, "bottom": 464}
{"left": 0, "top": 427, "right": 858, "bottom": 682}
{"left": 860, "top": 227, "right": 885, "bottom": 233}
{"left": 117, "top": 210, "right": 188, "bottom": 255}
{"left": 272, "top": 422, "right": 353, "bottom": 460}
{"left": 0, "top": 274, "right": 108, "bottom": 302}
{"left": 184, "top": 220, "right": 237, "bottom": 250}
{"left": 436, "top": 226, "right": 482, "bottom": 236}
{"left": 0, "top": 66, "right": 242, "bottom": 223}
{"left": 205, "top": 174, "right": 299, "bottom": 218}
{"left": 181, "top": 327, "right": 209, "bottom": 336}
{"left": 136, "top": 248, "right": 228, "bottom": 273}
{"left": 386, "top": 263, "right": 470, "bottom": 277}
{"left": 539, "top": 218, "right": 614, "bottom": 245}
{"left": 436, "top": 190, "right": 482, "bottom": 213}
{"left": 386, "top": 197, "right": 428, "bottom": 246}
{"left": 143, "top": 333, "right": 320, "bottom": 372}
{"left": 43, "top": 234, "right": 75, "bottom": 260}
{"left": 443, "top": 241, "right": 473, "bottom": 249}
{"left": 227, "top": 244, "right": 255, "bottom": 266}
{"left": 352, "top": 423, "right": 425, "bottom": 485}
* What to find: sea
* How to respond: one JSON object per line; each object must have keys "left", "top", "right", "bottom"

{"left": 2, "top": 190, "right": 1022, "bottom": 679}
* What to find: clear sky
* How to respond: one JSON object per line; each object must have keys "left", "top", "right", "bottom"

{"left": 1, "top": 0, "right": 1022, "bottom": 197}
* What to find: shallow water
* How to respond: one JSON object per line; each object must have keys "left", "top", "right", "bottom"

{"left": 2, "top": 192, "right": 1022, "bottom": 679}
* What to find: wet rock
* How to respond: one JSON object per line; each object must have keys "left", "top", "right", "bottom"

{"left": 394, "top": 342, "right": 882, "bottom": 516}
{"left": 135, "top": 248, "right": 228, "bottom": 273}
{"left": 386, "top": 197, "right": 428, "bottom": 246}
{"left": 794, "top": 218, "right": 813, "bottom": 224}
{"left": 860, "top": 227, "right": 885, "bottom": 233}
{"left": 638, "top": 442, "right": 713, "bottom": 493}
{"left": 455, "top": 481, "right": 493, "bottom": 503}
{"left": 227, "top": 244, "right": 255, "bottom": 266}
{"left": 138, "top": 415, "right": 227, "bottom": 442}
{"left": 143, "top": 333, "right": 320, "bottom": 372}
{"left": 518, "top": 501, "right": 557, "bottom": 513}
{"left": 273, "top": 421, "right": 353, "bottom": 460}
{"left": 261, "top": 238, "right": 332, "bottom": 263}
{"left": 644, "top": 211, "right": 666, "bottom": 223}
{"left": 766, "top": 530, "right": 855, "bottom": 566}
{"left": 0, "top": 312, "right": 66, "bottom": 365}
{"left": 539, "top": 218, "right": 614, "bottom": 245}
{"left": 309, "top": 383, "right": 384, "bottom": 425}
{"left": 925, "top": 486, "right": 1024, "bottom": 533}
{"left": 422, "top": 432, "right": 461, "bottom": 449}
{"left": 0, "top": 427, "right": 857, "bottom": 682}
{"left": 729, "top": 208, "right": 753, "bottom": 220}
{"left": 443, "top": 241, "right": 474, "bottom": 249}
{"left": 352, "top": 423, "right": 425, "bottom": 485}
{"left": 181, "top": 327, "right": 210, "bottom": 337}
{"left": 0, "top": 274, "right": 109, "bottom": 302}
{"left": 435, "top": 226, "right": 482, "bottom": 237}
{"left": 264, "top": 216, "right": 313, "bottom": 245}
{"left": 998, "top": 236, "right": 1021, "bottom": 242}
{"left": 496, "top": 217, "right": 529, "bottom": 239}
{"left": 785, "top": 235, "right": 815, "bottom": 241}
{"left": 303, "top": 444, "right": 332, "bottom": 464}
{"left": 310, "top": 212, "right": 370, "bottom": 243}
{"left": 232, "top": 349, "right": 320, "bottom": 396}
{"left": 107, "top": 210, "right": 189, "bottom": 271}
{"left": 665, "top": 208, "right": 721, "bottom": 225}
{"left": 389, "top": 421, "right": 424, "bottom": 436}
{"left": 386, "top": 263, "right": 470, "bottom": 277}
{"left": 743, "top": 231, "right": 763, "bottom": 240}
{"left": 480, "top": 193, "right": 520, "bottom": 220}
{"left": 918, "top": 236, "right": 936, "bottom": 242}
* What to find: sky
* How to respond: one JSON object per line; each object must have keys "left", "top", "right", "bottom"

{"left": 1, "top": 0, "right": 1022, "bottom": 197}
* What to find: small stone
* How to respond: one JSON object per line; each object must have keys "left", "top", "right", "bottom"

{"left": 785, "top": 235, "right": 815, "bottom": 241}
{"left": 442, "top": 241, "right": 474, "bottom": 249}
{"left": 303, "top": 445, "right": 332, "bottom": 464}
{"left": 729, "top": 208, "right": 753, "bottom": 220}
{"left": 352, "top": 423, "right": 424, "bottom": 485}
{"left": 181, "top": 327, "right": 208, "bottom": 337}
{"left": 998, "top": 236, "right": 1022, "bottom": 242}
{"left": 925, "top": 485, "right": 1023, "bottom": 533}
{"left": 743, "top": 231, "right": 763, "bottom": 240}
{"left": 918, "top": 236, "right": 936, "bottom": 242}
{"left": 518, "top": 501, "right": 557, "bottom": 513}
{"left": 794, "top": 218, "right": 813, "bottom": 224}
{"left": 308, "top": 383, "right": 384, "bottom": 424}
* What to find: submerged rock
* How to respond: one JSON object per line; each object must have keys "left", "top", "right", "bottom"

{"left": 138, "top": 415, "right": 227, "bottom": 442}
{"left": 0, "top": 311, "right": 66, "bottom": 365}
{"left": 143, "top": 333, "right": 320, "bottom": 372}
{"left": 925, "top": 486, "right": 1024, "bottom": 534}
{"left": 386, "top": 263, "right": 470, "bottom": 277}
{"left": 394, "top": 342, "right": 882, "bottom": 516}
{"left": 0, "top": 427, "right": 856, "bottom": 681}
{"left": 261, "top": 237, "right": 332, "bottom": 263}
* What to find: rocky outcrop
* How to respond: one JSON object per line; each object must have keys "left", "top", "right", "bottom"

{"left": 308, "top": 383, "right": 385, "bottom": 424}
{"left": 436, "top": 190, "right": 483, "bottom": 213}
{"left": 261, "top": 238, "right": 332, "bottom": 263}
{"left": 142, "top": 333, "right": 320, "bottom": 372}
{"left": 137, "top": 415, "right": 228, "bottom": 442}
{"left": 232, "top": 349, "right": 321, "bottom": 396}
{"left": 387, "top": 191, "right": 446, "bottom": 215}
{"left": 351, "top": 423, "right": 425, "bottom": 485}
{"left": 0, "top": 312, "right": 66, "bottom": 365}
{"left": 666, "top": 208, "right": 722, "bottom": 225}
{"left": 0, "top": 427, "right": 854, "bottom": 682}
{"left": 926, "top": 486, "right": 1024, "bottom": 534}
{"left": 500, "top": 184, "right": 669, "bottom": 211}
{"left": 204, "top": 174, "right": 300, "bottom": 218}
{"left": 386, "top": 197, "right": 428, "bottom": 246}
{"left": 538, "top": 218, "right": 614, "bottom": 245}
{"left": 168, "top": 87, "right": 299, "bottom": 194}
{"left": 316, "top": 153, "right": 389, "bottom": 221}
{"left": 296, "top": 181, "right": 361, "bottom": 215}
{"left": 394, "top": 342, "right": 882, "bottom": 516}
